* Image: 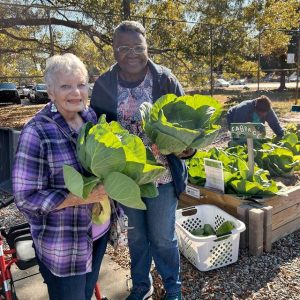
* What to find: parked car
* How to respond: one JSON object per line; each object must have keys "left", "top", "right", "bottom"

{"left": 0, "top": 82, "right": 21, "bottom": 104}
{"left": 29, "top": 84, "right": 49, "bottom": 104}
{"left": 289, "top": 72, "right": 299, "bottom": 82}
{"left": 22, "top": 84, "right": 34, "bottom": 99}
{"left": 230, "top": 78, "right": 247, "bottom": 85}
{"left": 17, "top": 85, "right": 25, "bottom": 99}
{"left": 214, "top": 79, "right": 230, "bottom": 87}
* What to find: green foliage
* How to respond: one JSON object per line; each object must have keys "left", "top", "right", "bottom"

{"left": 190, "top": 221, "right": 236, "bottom": 237}
{"left": 63, "top": 115, "right": 166, "bottom": 209}
{"left": 216, "top": 221, "right": 235, "bottom": 236}
{"left": 256, "top": 143, "right": 298, "bottom": 177}
{"left": 187, "top": 129, "right": 300, "bottom": 196}
{"left": 1, "top": 0, "right": 299, "bottom": 86}
{"left": 140, "top": 94, "right": 222, "bottom": 155}
{"left": 191, "top": 224, "right": 215, "bottom": 237}
{"left": 187, "top": 146, "right": 284, "bottom": 196}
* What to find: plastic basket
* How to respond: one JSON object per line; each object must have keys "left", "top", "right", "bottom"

{"left": 176, "top": 205, "right": 246, "bottom": 271}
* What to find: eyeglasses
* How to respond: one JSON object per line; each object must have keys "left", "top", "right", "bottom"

{"left": 116, "top": 46, "right": 146, "bottom": 55}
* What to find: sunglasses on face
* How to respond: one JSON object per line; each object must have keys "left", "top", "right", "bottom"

{"left": 116, "top": 46, "right": 146, "bottom": 55}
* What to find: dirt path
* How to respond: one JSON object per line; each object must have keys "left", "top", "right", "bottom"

{"left": 1, "top": 103, "right": 300, "bottom": 132}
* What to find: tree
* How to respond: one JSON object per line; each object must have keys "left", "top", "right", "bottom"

{"left": 0, "top": 0, "right": 299, "bottom": 90}
{"left": 245, "top": 0, "right": 300, "bottom": 90}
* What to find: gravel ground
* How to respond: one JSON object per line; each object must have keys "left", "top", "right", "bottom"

{"left": 2, "top": 196, "right": 299, "bottom": 300}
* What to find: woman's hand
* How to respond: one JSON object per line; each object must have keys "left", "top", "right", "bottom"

{"left": 176, "top": 148, "right": 196, "bottom": 159}
{"left": 55, "top": 184, "right": 107, "bottom": 210}
{"left": 88, "top": 184, "right": 107, "bottom": 203}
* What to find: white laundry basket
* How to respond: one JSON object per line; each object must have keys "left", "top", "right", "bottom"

{"left": 176, "top": 205, "right": 246, "bottom": 271}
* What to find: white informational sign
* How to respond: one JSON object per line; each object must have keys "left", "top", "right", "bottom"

{"left": 287, "top": 53, "right": 295, "bottom": 64}
{"left": 204, "top": 158, "right": 224, "bottom": 193}
{"left": 186, "top": 185, "right": 201, "bottom": 199}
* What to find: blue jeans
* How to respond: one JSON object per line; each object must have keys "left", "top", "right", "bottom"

{"left": 122, "top": 182, "right": 181, "bottom": 295}
{"left": 36, "top": 231, "right": 109, "bottom": 300}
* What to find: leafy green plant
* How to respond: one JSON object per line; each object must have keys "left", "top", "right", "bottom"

{"left": 190, "top": 221, "right": 236, "bottom": 237}
{"left": 63, "top": 115, "right": 166, "bottom": 210}
{"left": 186, "top": 147, "right": 284, "bottom": 196}
{"left": 140, "top": 94, "right": 222, "bottom": 155}
{"left": 216, "top": 221, "right": 235, "bottom": 236}
{"left": 243, "top": 133, "right": 300, "bottom": 177}
{"left": 228, "top": 169, "right": 282, "bottom": 196}
{"left": 187, "top": 122, "right": 300, "bottom": 197}
{"left": 256, "top": 143, "right": 299, "bottom": 177}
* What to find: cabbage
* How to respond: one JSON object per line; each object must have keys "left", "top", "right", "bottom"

{"left": 140, "top": 94, "right": 222, "bottom": 155}
{"left": 63, "top": 115, "right": 166, "bottom": 210}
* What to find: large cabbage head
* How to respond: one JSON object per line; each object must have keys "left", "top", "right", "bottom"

{"left": 140, "top": 94, "right": 222, "bottom": 155}
{"left": 63, "top": 115, "right": 166, "bottom": 210}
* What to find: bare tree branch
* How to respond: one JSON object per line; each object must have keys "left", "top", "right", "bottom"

{"left": 0, "top": 47, "right": 34, "bottom": 54}
{"left": 0, "top": 15, "right": 176, "bottom": 53}
{"left": 0, "top": 16, "right": 112, "bottom": 47}
{"left": 0, "top": 29, "right": 39, "bottom": 43}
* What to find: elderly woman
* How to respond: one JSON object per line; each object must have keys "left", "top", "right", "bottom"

{"left": 91, "top": 21, "right": 192, "bottom": 300}
{"left": 13, "top": 53, "right": 109, "bottom": 300}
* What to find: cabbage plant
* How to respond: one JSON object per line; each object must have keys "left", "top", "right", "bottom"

{"left": 187, "top": 147, "right": 286, "bottom": 196}
{"left": 140, "top": 94, "right": 222, "bottom": 155}
{"left": 63, "top": 115, "right": 166, "bottom": 210}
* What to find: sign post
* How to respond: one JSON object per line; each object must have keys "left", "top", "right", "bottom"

{"left": 230, "top": 123, "right": 266, "bottom": 177}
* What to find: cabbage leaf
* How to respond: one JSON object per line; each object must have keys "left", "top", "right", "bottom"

{"left": 140, "top": 94, "right": 222, "bottom": 155}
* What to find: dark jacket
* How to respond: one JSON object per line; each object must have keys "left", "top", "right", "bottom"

{"left": 90, "top": 59, "right": 187, "bottom": 198}
{"left": 227, "top": 99, "right": 284, "bottom": 137}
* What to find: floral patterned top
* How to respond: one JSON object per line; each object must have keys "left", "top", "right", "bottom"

{"left": 117, "top": 70, "right": 173, "bottom": 185}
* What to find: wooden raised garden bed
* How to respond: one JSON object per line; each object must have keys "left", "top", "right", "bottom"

{"left": 179, "top": 183, "right": 300, "bottom": 256}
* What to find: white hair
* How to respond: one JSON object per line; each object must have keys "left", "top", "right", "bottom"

{"left": 44, "top": 53, "right": 88, "bottom": 90}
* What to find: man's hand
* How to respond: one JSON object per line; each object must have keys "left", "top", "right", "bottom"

{"left": 176, "top": 148, "right": 196, "bottom": 159}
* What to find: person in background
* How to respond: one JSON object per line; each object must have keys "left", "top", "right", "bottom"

{"left": 91, "top": 20, "right": 193, "bottom": 300}
{"left": 227, "top": 95, "right": 284, "bottom": 138}
{"left": 13, "top": 53, "right": 110, "bottom": 300}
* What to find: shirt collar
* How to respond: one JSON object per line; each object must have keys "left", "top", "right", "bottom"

{"left": 45, "top": 102, "right": 90, "bottom": 135}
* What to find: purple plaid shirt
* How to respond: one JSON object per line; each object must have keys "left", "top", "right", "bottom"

{"left": 12, "top": 103, "right": 109, "bottom": 277}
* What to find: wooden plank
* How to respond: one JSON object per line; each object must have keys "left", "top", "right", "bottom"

{"left": 248, "top": 208, "right": 264, "bottom": 256}
{"left": 237, "top": 204, "right": 251, "bottom": 249}
{"left": 179, "top": 191, "right": 240, "bottom": 217}
{"left": 184, "top": 184, "right": 249, "bottom": 217}
{"left": 272, "top": 217, "right": 300, "bottom": 243}
{"left": 272, "top": 202, "right": 300, "bottom": 230}
{"left": 184, "top": 184, "right": 300, "bottom": 215}
{"left": 263, "top": 185, "right": 300, "bottom": 214}
{"left": 262, "top": 206, "right": 273, "bottom": 252}
{"left": 178, "top": 193, "right": 206, "bottom": 209}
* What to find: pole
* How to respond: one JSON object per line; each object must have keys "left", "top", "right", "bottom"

{"left": 142, "top": 15, "right": 146, "bottom": 27}
{"left": 123, "top": 0, "right": 131, "bottom": 20}
{"left": 257, "top": 31, "right": 261, "bottom": 91}
{"left": 210, "top": 25, "right": 213, "bottom": 97}
{"left": 48, "top": 10, "right": 54, "bottom": 56}
{"left": 247, "top": 138, "right": 254, "bottom": 177}
{"left": 295, "top": 33, "right": 300, "bottom": 105}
